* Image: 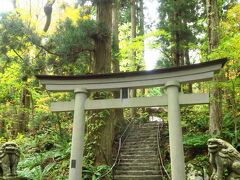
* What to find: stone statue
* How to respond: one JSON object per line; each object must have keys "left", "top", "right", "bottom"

{"left": 208, "top": 138, "right": 240, "bottom": 180}
{"left": 187, "top": 164, "right": 204, "bottom": 180}
{"left": 187, "top": 163, "right": 209, "bottom": 180}
{"left": 0, "top": 142, "right": 20, "bottom": 177}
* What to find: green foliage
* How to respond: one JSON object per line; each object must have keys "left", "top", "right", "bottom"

{"left": 83, "top": 164, "right": 112, "bottom": 180}
{"left": 146, "top": 87, "right": 164, "bottom": 97}
{"left": 186, "top": 155, "right": 210, "bottom": 175}
{"left": 15, "top": 130, "right": 71, "bottom": 179}
{"left": 84, "top": 110, "right": 110, "bottom": 164}
{"left": 47, "top": 18, "right": 111, "bottom": 74}
{"left": 13, "top": 128, "right": 112, "bottom": 179}
{"left": 157, "top": 0, "right": 204, "bottom": 65}
{"left": 181, "top": 105, "right": 209, "bottom": 133}
{"left": 221, "top": 112, "right": 240, "bottom": 147}
{"left": 118, "top": 22, "right": 144, "bottom": 71}
{"left": 183, "top": 133, "right": 210, "bottom": 148}
{"left": 206, "top": 4, "right": 240, "bottom": 145}
{"left": 51, "top": 19, "right": 95, "bottom": 56}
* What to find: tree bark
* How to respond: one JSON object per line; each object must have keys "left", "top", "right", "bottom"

{"left": 184, "top": 48, "right": 192, "bottom": 93}
{"left": 112, "top": 0, "right": 120, "bottom": 73}
{"left": 15, "top": 80, "right": 31, "bottom": 136}
{"left": 207, "top": 0, "right": 219, "bottom": 51}
{"left": 139, "top": 0, "right": 144, "bottom": 36}
{"left": 130, "top": 0, "right": 137, "bottom": 117}
{"left": 94, "top": 0, "right": 114, "bottom": 165}
{"left": 172, "top": 0, "right": 182, "bottom": 67}
{"left": 94, "top": 0, "right": 112, "bottom": 74}
{"left": 112, "top": 0, "right": 125, "bottom": 129}
{"left": 207, "top": 0, "right": 222, "bottom": 135}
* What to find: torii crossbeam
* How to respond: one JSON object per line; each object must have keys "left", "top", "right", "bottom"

{"left": 36, "top": 58, "right": 227, "bottom": 180}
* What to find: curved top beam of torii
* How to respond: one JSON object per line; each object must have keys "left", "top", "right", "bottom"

{"left": 36, "top": 58, "right": 227, "bottom": 92}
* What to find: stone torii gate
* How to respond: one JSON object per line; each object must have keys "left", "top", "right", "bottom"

{"left": 36, "top": 58, "right": 227, "bottom": 180}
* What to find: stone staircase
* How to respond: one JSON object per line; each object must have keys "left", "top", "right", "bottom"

{"left": 114, "top": 121, "right": 162, "bottom": 180}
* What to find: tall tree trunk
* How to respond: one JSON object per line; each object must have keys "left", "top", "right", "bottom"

{"left": 184, "top": 48, "right": 192, "bottom": 93}
{"left": 139, "top": 0, "right": 144, "bottom": 36}
{"left": 94, "top": 1, "right": 112, "bottom": 74}
{"left": 138, "top": 0, "right": 146, "bottom": 106}
{"left": 94, "top": 0, "right": 114, "bottom": 165}
{"left": 15, "top": 77, "right": 31, "bottom": 136}
{"left": 183, "top": 16, "right": 192, "bottom": 93}
{"left": 130, "top": 0, "right": 137, "bottom": 69}
{"left": 112, "top": 0, "right": 125, "bottom": 132}
{"left": 171, "top": 0, "right": 182, "bottom": 67}
{"left": 138, "top": 0, "right": 145, "bottom": 68}
{"left": 112, "top": 0, "right": 120, "bottom": 74}
{"left": 130, "top": 0, "right": 137, "bottom": 117}
{"left": 207, "top": 0, "right": 219, "bottom": 51}
{"left": 207, "top": 0, "right": 222, "bottom": 135}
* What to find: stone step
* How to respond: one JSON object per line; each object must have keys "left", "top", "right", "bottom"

{"left": 129, "top": 128, "right": 157, "bottom": 132}
{"left": 119, "top": 151, "right": 158, "bottom": 157}
{"left": 130, "top": 127, "right": 158, "bottom": 131}
{"left": 126, "top": 136, "right": 157, "bottom": 141}
{"left": 131, "top": 123, "right": 159, "bottom": 127}
{"left": 127, "top": 133, "right": 157, "bottom": 138}
{"left": 120, "top": 154, "right": 157, "bottom": 159}
{"left": 118, "top": 158, "right": 159, "bottom": 164}
{"left": 132, "top": 122, "right": 160, "bottom": 127}
{"left": 126, "top": 138, "right": 157, "bottom": 143}
{"left": 120, "top": 150, "right": 157, "bottom": 155}
{"left": 125, "top": 137, "right": 157, "bottom": 140}
{"left": 115, "top": 170, "right": 161, "bottom": 176}
{"left": 114, "top": 175, "right": 162, "bottom": 180}
{"left": 130, "top": 125, "right": 158, "bottom": 129}
{"left": 117, "top": 162, "right": 159, "bottom": 167}
{"left": 127, "top": 133, "right": 157, "bottom": 137}
{"left": 123, "top": 142, "right": 157, "bottom": 147}
{"left": 114, "top": 155, "right": 158, "bottom": 162}
{"left": 124, "top": 141, "right": 157, "bottom": 145}
{"left": 127, "top": 135, "right": 157, "bottom": 139}
{"left": 121, "top": 146, "right": 157, "bottom": 152}
{"left": 116, "top": 165, "right": 160, "bottom": 171}
{"left": 122, "top": 144, "right": 157, "bottom": 149}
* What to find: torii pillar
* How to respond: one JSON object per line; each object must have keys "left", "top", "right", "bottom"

{"left": 69, "top": 88, "right": 87, "bottom": 180}
{"left": 165, "top": 81, "right": 185, "bottom": 180}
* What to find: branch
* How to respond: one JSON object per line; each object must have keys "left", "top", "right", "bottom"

{"left": 12, "top": 49, "right": 24, "bottom": 61}
{"left": 34, "top": 43, "right": 95, "bottom": 57}
{"left": 37, "top": 44, "right": 61, "bottom": 56}
{"left": 43, "top": 0, "right": 56, "bottom": 32}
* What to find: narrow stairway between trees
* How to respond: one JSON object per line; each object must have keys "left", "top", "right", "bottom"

{"left": 113, "top": 121, "right": 167, "bottom": 180}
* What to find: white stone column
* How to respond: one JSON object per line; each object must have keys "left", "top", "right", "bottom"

{"left": 165, "top": 81, "right": 186, "bottom": 180}
{"left": 69, "top": 88, "right": 87, "bottom": 180}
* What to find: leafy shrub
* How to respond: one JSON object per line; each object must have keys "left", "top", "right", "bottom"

{"left": 183, "top": 133, "right": 210, "bottom": 148}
